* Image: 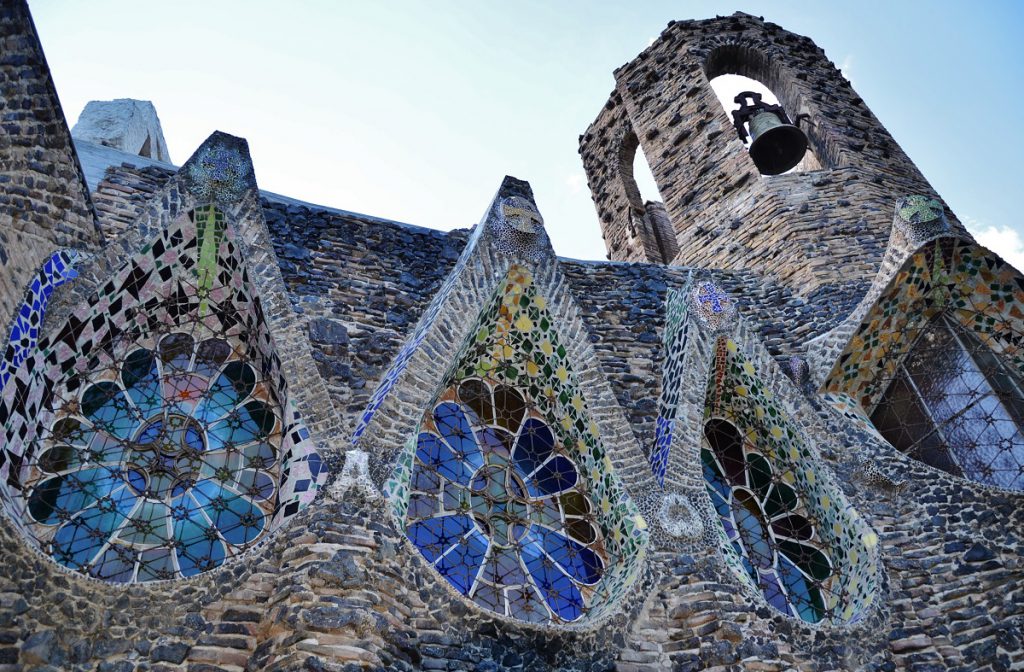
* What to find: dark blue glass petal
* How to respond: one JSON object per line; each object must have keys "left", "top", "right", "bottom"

{"left": 81, "top": 382, "right": 139, "bottom": 440}
{"left": 191, "top": 480, "right": 265, "bottom": 546}
{"left": 172, "top": 493, "right": 227, "bottom": 577}
{"left": 525, "top": 456, "right": 578, "bottom": 497}
{"left": 512, "top": 418, "right": 555, "bottom": 476}
{"left": 416, "top": 432, "right": 473, "bottom": 485}
{"left": 435, "top": 528, "right": 489, "bottom": 595}
{"left": 51, "top": 485, "right": 136, "bottom": 569}
{"left": 122, "top": 348, "right": 162, "bottom": 419}
{"left": 28, "top": 466, "right": 123, "bottom": 525}
{"left": 521, "top": 535, "right": 584, "bottom": 621}
{"left": 407, "top": 514, "right": 474, "bottom": 564}
{"left": 529, "top": 524, "right": 603, "bottom": 585}
{"left": 433, "top": 402, "right": 482, "bottom": 467}
{"left": 778, "top": 553, "right": 824, "bottom": 623}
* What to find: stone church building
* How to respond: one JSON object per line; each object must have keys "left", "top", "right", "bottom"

{"left": 0, "top": 2, "right": 1020, "bottom": 670}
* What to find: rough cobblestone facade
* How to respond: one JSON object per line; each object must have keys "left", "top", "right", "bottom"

{"left": 0, "top": 4, "right": 1021, "bottom": 671}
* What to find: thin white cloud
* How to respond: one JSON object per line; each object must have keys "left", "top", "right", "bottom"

{"left": 565, "top": 173, "right": 586, "bottom": 195}
{"left": 966, "top": 218, "right": 1024, "bottom": 271}
{"left": 839, "top": 54, "right": 855, "bottom": 87}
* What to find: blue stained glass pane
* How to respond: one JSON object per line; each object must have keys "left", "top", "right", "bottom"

{"left": 191, "top": 480, "right": 265, "bottom": 545}
{"left": 408, "top": 514, "right": 474, "bottom": 564}
{"left": 529, "top": 524, "right": 603, "bottom": 585}
{"left": 416, "top": 432, "right": 472, "bottom": 485}
{"left": 758, "top": 569, "right": 792, "bottom": 614}
{"left": 433, "top": 402, "right": 482, "bottom": 465}
{"left": 206, "top": 400, "right": 273, "bottom": 451}
{"left": 122, "top": 349, "right": 162, "bottom": 419}
{"left": 778, "top": 554, "right": 823, "bottom": 623}
{"left": 173, "top": 493, "right": 226, "bottom": 576}
{"left": 28, "top": 467, "right": 123, "bottom": 524}
{"left": 89, "top": 545, "right": 135, "bottom": 583}
{"left": 196, "top": 362, "right": 254, "bottom": 423}
{"left": 51, "top": 485, "right": 136, "bottom": 569}
{"left": 525, "top": 456, "right": 579, "bottom": 497}
{"left": 435, "top": 528, "right": 489, "bottom": 595}
{"left": 81, "top": 382, "right": 139, "bottom": 440}
{"left": 521, "top": 536, "right": 584, "bottom": 621}
{"left": 120, "top": 500, "right": 171, "bottom": 545}
{"left": 512, "top": 418, "right": 555, "bottom": 476}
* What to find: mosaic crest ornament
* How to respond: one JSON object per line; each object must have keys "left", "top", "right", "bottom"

{"left": 489, "top": 195, "right": 549, "bottom": 260}
{"left": 385, "top": 266, "right": 648, "bottom": 625}
{"left": 690, "top": 280, "right": 737, "bottom": 333}
{"left": 5, "top": 206, "right": 326, "bottom": 582}
{"left": 187, "top": 144, "right": 252, "bottom": 204}
{"left": 827, "top": 238, "right": 1024, "bottom": 491}
{"left": 705, "top": 338, "right": 879, "bottom": 623}
{"left": 893, "top": 195, "right": 950, "bottom": 243}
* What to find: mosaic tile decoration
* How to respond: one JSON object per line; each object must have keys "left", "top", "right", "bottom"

{"left": 705, "top": 337, "right": 878, "bottom": 624}
{"left": 1, "top": 206, "right": 325, "bottom": 582}
{"left": 650, "top": 279, "right": 692, "bottom": 485}
{"left": 824, "top": 238, "right": 1024, "bottom": 490}
{"left": 0, "top": 249, "right": 80, "bottom": 392}
{"left": 690, "top": 280, "right": 736, "bottom": 333}
{"left": 385, "top": 265, "right": 648, "bottom": 625}
{"left": 489, "top": 195, "right": 549, "bottom": 260}
{"left": 892, "top": 195, "right": 950, "bottom": 242}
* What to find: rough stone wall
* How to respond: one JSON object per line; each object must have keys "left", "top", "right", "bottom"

{"left": 90, "top": 162, "right": 175, "bottom": 242}
{"left": 0, "top": 0, "right": 99, "bottom": 327}
{"left": 580, "top": 12, "right": 966, "bottom": 303}
{"left": 262, "top": 200, "right": 470, "bottom": 430}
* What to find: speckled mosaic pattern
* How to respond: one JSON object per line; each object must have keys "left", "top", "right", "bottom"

{"left": 1, "top": 206, "right": 325, "bottom": 581}
{"left": 825, "top": 238, "right": 1024, "bottom": 489}
{"left": 386, "top": 265, "right": 648, "bottom": 625}
{"left": 0, "top": 249, "right": 80, "bottom": 392}
{"left": 650, "top": 281, "right": 691, "bottom": 485}
{"left": 705, "top": 337, "right": 879, "bottom": 624}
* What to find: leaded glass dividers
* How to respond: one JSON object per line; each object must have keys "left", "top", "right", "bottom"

{"left": 4, "top": 200, "right": 325, "bottom": 582}
{"left": 824, "top": 238, "right": 1024, "bottom": 491}
{"left": 703, "top": 336, "right": 879, "bottom": 624}
{"left": 385, "top": 265, "right": 649, "bottom": 626}
{"left": 871, "top": 312, "right": 1024, "bottom": 489}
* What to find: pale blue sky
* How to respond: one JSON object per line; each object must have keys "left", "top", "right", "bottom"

{"left": 29, "top": 1, "right": 1024, "bottom": 262}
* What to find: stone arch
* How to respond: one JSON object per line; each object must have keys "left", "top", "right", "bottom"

{"left": 703, "top": 42, "right": 825, "bottom": 172}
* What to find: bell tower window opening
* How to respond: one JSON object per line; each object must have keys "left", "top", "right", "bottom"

{"left": 707, "top": 72, "right": 822, "bottom": 175}
{"left": 870, "top": 312, "right": 1024, "bottom": 490}
{"left": 618, "top": 130, "right": 679, "bottom": 263}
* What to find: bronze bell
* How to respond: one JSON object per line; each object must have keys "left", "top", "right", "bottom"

{"left": 731, "top": 92, "right": 808, "bottom": 175}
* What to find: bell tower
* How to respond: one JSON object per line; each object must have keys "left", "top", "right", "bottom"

{"left": 579, "top": 12, "right": 965, "bottom": 296}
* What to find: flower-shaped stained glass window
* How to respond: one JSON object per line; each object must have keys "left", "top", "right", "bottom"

{"left": 405, "top": 378, "right": 605, "bottom": 623}
{"left": 702, "top": 418, "right": 833, "bottom": 623}
{"left": 22, "top": 331, "right": 283, "bottom": 582}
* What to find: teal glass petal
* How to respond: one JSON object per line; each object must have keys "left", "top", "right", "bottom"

{"left": 172, "top": 493, "right": 226, "bottom": 576}
{"left": 28, "top": 466, "right": 123, "bottom": 525}
{"left": 191, "top": 479, "right": 265, "bottom": 546}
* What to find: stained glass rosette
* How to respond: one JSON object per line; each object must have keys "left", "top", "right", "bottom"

{"left": 385, "top": 266, "right": 648, "bottom": 625}
{"left": 20, "top": 332, "right": 288, "bottom": 582}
